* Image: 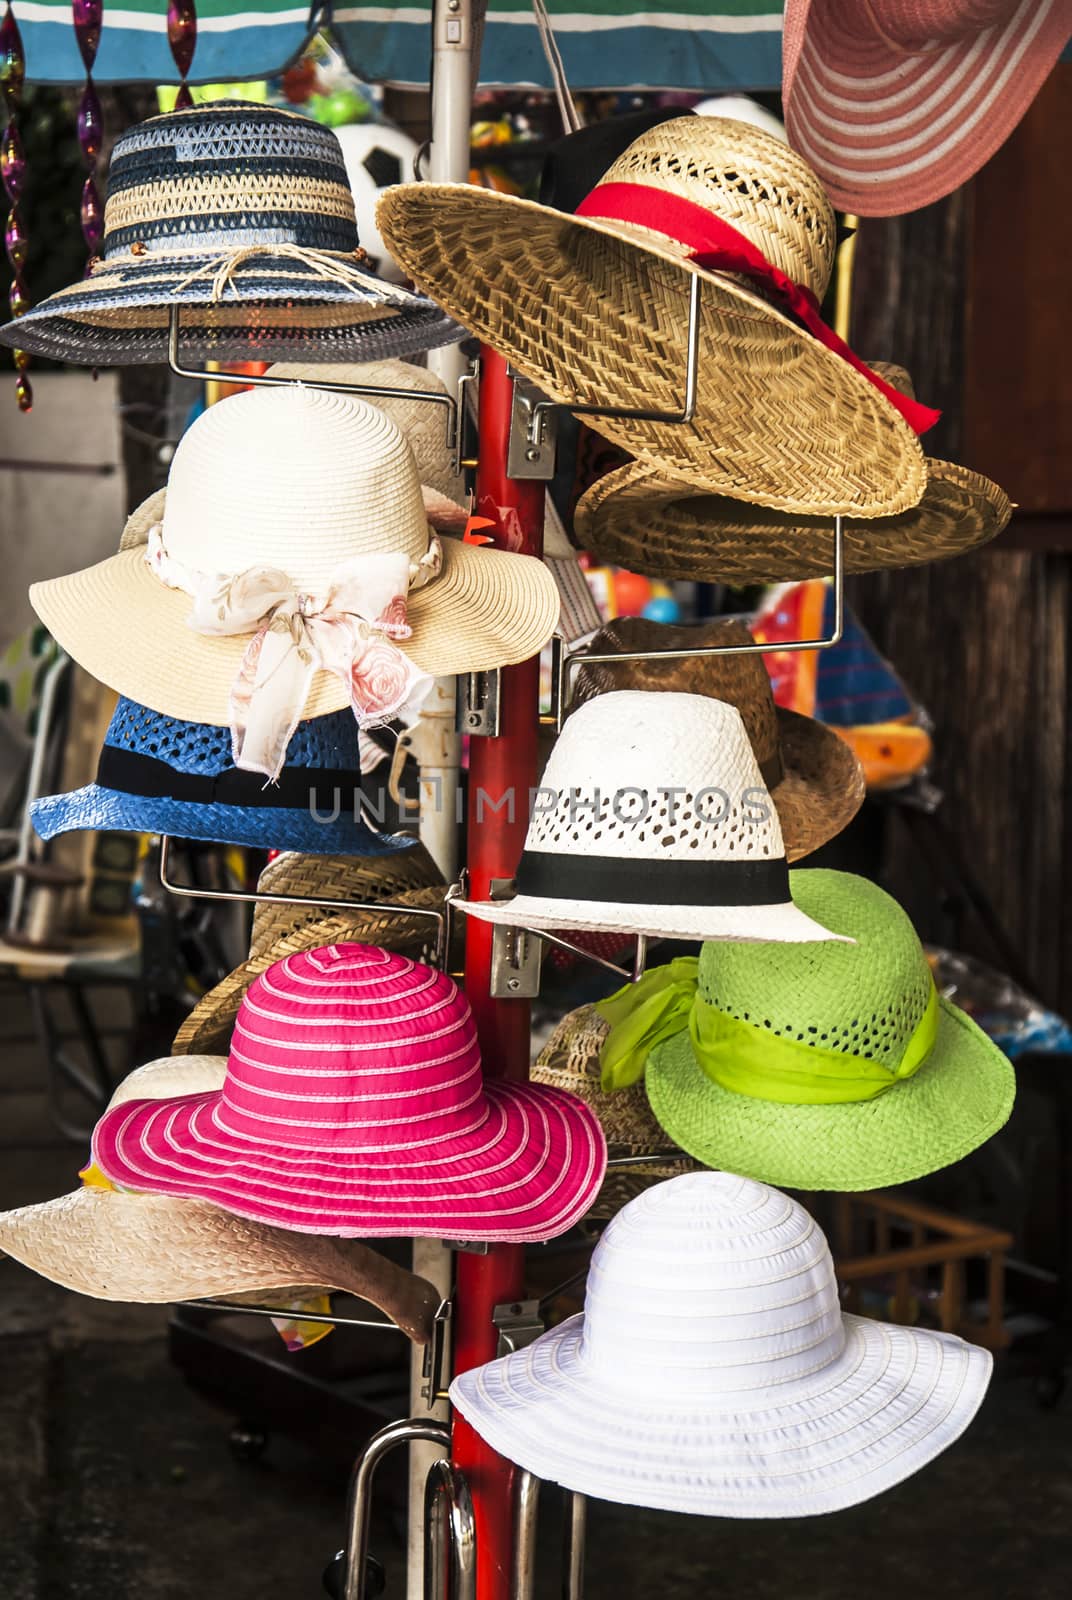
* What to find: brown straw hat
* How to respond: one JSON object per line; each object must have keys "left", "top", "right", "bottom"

{"left": 532, "top": 1004, "right": 697, "bottom": 1221}
{"left": 0, "top": 1189, "right": 440, "bottom": 1343}
{"left": 570, "top": 616, "right": 865, "bottom": 861}
{"left": 173, "top": 845, "right": 448, "bottom": 1057}
{"left": 377, "top": 116, "right": 929, "bottom": 518}
{"left": 575, "top": 364, "right": 1011, "bottom": 582}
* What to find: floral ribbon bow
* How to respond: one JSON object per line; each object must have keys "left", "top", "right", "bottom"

{"left": 147, "top": 528, "right": 442, "bottom": 782}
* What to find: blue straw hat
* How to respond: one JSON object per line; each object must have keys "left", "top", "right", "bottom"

{"left": 0, "top": 101, "right": 462, "bottom": 367}
{"left": 31, "top": 698, "right": 413, "bottom": 857}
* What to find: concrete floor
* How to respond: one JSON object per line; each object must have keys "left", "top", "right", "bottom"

{"left": 1, "top": 990, "right": 1071, "bottom": 1598}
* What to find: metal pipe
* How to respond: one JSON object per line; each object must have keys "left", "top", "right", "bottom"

{"left": 178, "top": 1298, "right": 409, "bottom": 1333}
{"left": 562, "top": 1493, "right": 586, "bottom": 1600}
{"left": 424, "top": 1459, "right": 477, "bottom": 1600}
{"left": 510, "top": 1472, "right": 540, "bottom": 1600}
{"left": 343, "top": 1418, "right": 451, "bottom": 1600}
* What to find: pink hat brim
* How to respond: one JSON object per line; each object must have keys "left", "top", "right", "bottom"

{"left": 91, "top": 1082, "right": 607, "bottom": 1243}
{"left": 783, "top": 0, "right": 1071, "bottom": 216}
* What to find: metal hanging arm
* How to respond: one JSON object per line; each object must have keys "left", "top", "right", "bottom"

{"left": 157, "top": 836, "right": 449, "bottom": 968}
{"left": 552, "top": 516, "right": 846, "bottom": 728}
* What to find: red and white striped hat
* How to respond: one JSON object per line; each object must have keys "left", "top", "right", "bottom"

{"left": 783, "top": 0, "right": 1072, "bottom": 216}
{"left": 91, "top": 944, "right": 606, "bottom": 1242}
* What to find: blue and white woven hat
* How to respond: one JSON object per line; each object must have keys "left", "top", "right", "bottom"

{"left": 30, "top": 697, "right": 413, "bottom": 857}
{"left": 0, "top": 101, "right": 462, "bottom": 367}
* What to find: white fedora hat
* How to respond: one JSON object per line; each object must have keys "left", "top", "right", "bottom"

{"left": 450, "top": 1172, "right": 993, "bottom": 1517}
{"left": 457, "top": 691, "right": 846, "bottom": 944}
{"left": 30, "top": 385, "right": 559, "bottom": 780}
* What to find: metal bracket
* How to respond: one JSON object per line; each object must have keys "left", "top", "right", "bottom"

{"left": 157, "top": 836, "right": 448, "bottom": 969}
{"left": 506, "top": 370, "right": 560, "bottom": 480}
{"left": 489, "top": 910, "right": 544, "bottom": 997}
{"left": 420, "top": 1299, "right": 453, "bottom": 1405}
{"left": 552, "top": 517, "right": 846, "bottom": 729}
{"left": 166, "top": 306, "right": 465, "bottom": 474}
{"left": 456, "top": 669, "right": 502, "bottom": 736}
{"left": 493, "top": 1298, "right": 545, "bottom": 1357}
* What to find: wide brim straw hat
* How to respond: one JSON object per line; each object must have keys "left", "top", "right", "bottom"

{"left": 0, "top": 1189, "right": 440, "bottom": 1342}
{"left": 532, "top": 1004, "right": 697, "bottom": 1220}
{"left": 30, "top": 388, "right": 561, "bottom": 727}
{"left": 173, "top": 846, "right": 449, "bottom": 1056}
{"left": 451, "top": 1173, "right": 993, "bottom": 1517}
{"left": 377, "top": 116, "right": 929, "bottom": 519}
{"left": 569, "top": 616, "right": 865, "bottom": 861}
{"left": 646, "top": 873, "right": 1015, "bottom": 1191}
{"left": 0, "top": 101, "right": 462, "bottom": 367}
{"left": 30, "top": 696, "right": 414, "bottom": 858}
{"left": 458, "top": 691, "right": 851, "bottom": 945}
{"left": 92, "top": 946, "right": 608, "bottom": 1244}
{"left": 782, "top": 0, "right": 1072, "bottom": 217}
{"left": 575, "top": 364, "right": 1011, "bottom": 582}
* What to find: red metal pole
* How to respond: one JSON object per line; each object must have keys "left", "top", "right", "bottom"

{"left": 452, "top": 346, "right": 546, "bottom": 1600}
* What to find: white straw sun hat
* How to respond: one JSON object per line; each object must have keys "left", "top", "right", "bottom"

{"left": 457, "top": 691, "right": 847, "bottom": 945}
{"left": 30, "top": 386, "right": 559, "bottom": 779}
{"left": 450, "top": 1171, "right": 993, "bottom": 1517}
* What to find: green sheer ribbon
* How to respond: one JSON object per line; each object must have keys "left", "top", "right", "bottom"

{"left": 596, "top": 961, "right": 939, "bottom": 1105}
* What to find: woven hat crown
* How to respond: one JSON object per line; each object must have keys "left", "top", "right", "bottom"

{"left": 220, "top": 944, "right": 483, "bottom": 1152}
{"left": 160, "top": 385, "right": 431, "bottom": 584}
{"left": 588, "top": 115, "right": 836, "bottom": 300}
{"left": 102, "top": 101, "right": 359, "bottom": 262}
{"left": 101, "top": 696, "right": 361, "bottom": 779}
{"left": 580, "top": 1172, "right": 844, "bottom": 1397}
{"left": 698, "top": 870, "right": 932, "bottom": 1070}
{"left": 248, "top": 845, "right": 443, "bottom": 955}
{"left": 527, "top": 690, "right": 786, "bottom": 864}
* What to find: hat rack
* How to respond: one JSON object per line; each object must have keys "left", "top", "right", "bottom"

{"left": 156, "top": 835, "right": 450, "bottom": 969}
{"left": 165, "top": 306, "right": 473, "bottom": 477}
{"left": 548, "top": 515, "right": 845, "bottom": 729}
{"left": 513, "top": 1473, "right": 586, "bottom": 1600}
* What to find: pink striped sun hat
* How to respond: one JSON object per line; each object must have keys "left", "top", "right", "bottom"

{"left": 91, "top": 945, "right": 606, "bottom": 1242}
{"left": 782, "top": 1, "right": 1072, "bottom": 216}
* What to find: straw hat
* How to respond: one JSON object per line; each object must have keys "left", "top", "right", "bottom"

{"left": 575, "top": 366, "right": 1011, "bottom": 582}
{"left": 377, "top": 116, "right": 933, "bottom": 518}
{"left": 532, "top": 1004, "right": 697, "bottom": 1220}
{"left": 0, "top": 101, "right": 461, "bottom": 367}
{"left": 570, "top": 617, "right": 865, "bottom": 860}
{"left": 30, "top": 386, "right": 561, "bottom": 737}
{"left": 92, "top": 944, "right": 607, "bottom": 1243}
{"left": 636, "top": 871, "right": 1015, "bottom": 1191}
{"left": 451, "top": 1172, "right": 992, "bottom": 1516}
{"left": 457, "top": 691, "right": 849, "bottom": 945}
{"left": 173, "top": 845, "right": 449, "bottom": 1056}
{"left": 0, "top": 1055, "right": 441, "bottom": 1341}
{"left": 783, "top": 1, "right": 1072, "bottom": 217}
{"left": 266, "top": 360, "right": 466, "bottom": 507}
{"left": 31, "top": 695, "right": 414, "bottom": 857}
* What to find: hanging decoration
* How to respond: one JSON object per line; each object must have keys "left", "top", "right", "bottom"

{"left": 73, "top": 0, "right": 104, "bottom": 271}
{"left": 0, "top": 0, "right": 31, "bottom": 411}
{"left": 167, "top": 0, "right": 197, "bottom": 111}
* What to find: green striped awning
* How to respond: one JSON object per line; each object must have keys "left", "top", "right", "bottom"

{"left": 16, "top": 1, "right": 782, "bottom": 92}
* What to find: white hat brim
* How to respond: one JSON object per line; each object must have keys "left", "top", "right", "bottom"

{"left": 30, "top": 538, "right": 560, "bottom": 726}
{"left": 450, "top": 1310, "right": 991, "bottom": 1517}
{"left": 456, "top": 893, "right": 850, "bottom": 945}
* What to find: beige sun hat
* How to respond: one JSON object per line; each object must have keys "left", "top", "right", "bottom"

{"left": 376, "top": 116, "right": 931, "bottom": 519}
{"left": 30, "top": 385, "right": 560, "bottom": 729}
{"left": 173, "top": 844, "right": 450, "bottom": 1057}
{"left": 0, "top": 1054, "right": 441, "bottom": 1341}
{"left": 575, "top": 364, "right": 1012, "bottom": 581}
{"left": 532, "top": 1003, "right": 697, "bottom": 1220}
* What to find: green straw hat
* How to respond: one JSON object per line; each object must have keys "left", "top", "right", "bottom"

{"left": 600, "top": 870, "right": 1014, "bottom": 1192}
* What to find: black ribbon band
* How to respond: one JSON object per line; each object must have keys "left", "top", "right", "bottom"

{"left": 512, "top": 850, "right": 790, "bottom": 908}
{"left": 97, "top": 744, "right": 360, "bottom": 812}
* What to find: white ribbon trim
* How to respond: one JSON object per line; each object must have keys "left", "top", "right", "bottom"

{"left": 146, "top": 526, "right": 441, "bottom": 783}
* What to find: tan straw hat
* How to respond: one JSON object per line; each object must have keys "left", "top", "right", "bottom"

{"left": 0, "top": 1053, "right": 441, "bottom": 1341}
{"left": 532, "top": 1004, "right": 697, "bottom": 1220}
{"left": 570, "top": 616, "right": 864, "bottom": 861}
{"left": 30, "top": 385, "right": 560, "bottom": 732}
{"left": 575, "top": 365, "right": 1011, "bottom": 581}
{"left": 173, "top": 844, "right": 449, "bottom": 1057}
{"left": 376, "top": 116, "right": 932, "bottom": 518}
